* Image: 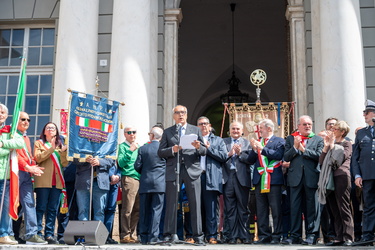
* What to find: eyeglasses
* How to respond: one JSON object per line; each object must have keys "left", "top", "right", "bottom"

{"left": 20, "top": 118, "right": 30, "bottom": 122}
{"left": 300, "top": 123, "right": 312, "bottom": 126}
{"left": 198, "top": 122, "right": 209, "bottom": 126}
{"left": 126, "top": 131, "right": 137, "bottom": 135}
{"left": 45, "top": 127, "right": 56, "bottom": 131}
{"left": 326, "top": 122, "right": 335, "bottom": 126}
{"left": 174, "top": 111, "right": 187, "bottom": 115}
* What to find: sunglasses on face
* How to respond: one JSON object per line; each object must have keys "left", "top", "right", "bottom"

{"left": 126, "top": 131, "right": 137, "bottom": 135}
{"left": 20, "top": 118, "right": 30, "bottom": 122}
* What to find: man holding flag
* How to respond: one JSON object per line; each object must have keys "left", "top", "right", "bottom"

{"left": 0, "top": 103, "right": 24, "bottom": 245}
{"left": 247, "top": 119, "right": 285, "bottom": 244}
{"left": 15, "top": 112, "right": 47, "bottom": 245}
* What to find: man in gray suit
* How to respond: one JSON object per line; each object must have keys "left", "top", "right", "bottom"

{"left": 158, "top": 105, "right": 206, "bottom": 245}
{"left": 222, "top": 121, "right": 252, "bottom": 244}
{"left": 197, "top": 116, "right": 227, "bottom": 244}
{"left": 282, "top": 115, "right": 323, "bottom": 245}
{"left": 134, "top": 126, "right": 166, "bottom": 245}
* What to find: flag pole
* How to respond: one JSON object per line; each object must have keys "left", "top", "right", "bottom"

{"left": 0, "top": 52, "right": 27, "bottom": 222}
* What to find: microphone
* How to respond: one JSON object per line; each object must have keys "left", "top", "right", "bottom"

{"left": 372, "top": 117, "right": 375, "bottom": 123}
{"left": 176, "top": 123, "right": 181, "bottom": 135}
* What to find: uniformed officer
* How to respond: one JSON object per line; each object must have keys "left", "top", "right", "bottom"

{"left": 352, "top": 99, "right": 375, "bottom": 246}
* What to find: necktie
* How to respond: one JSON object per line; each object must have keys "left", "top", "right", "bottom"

{"left": 264, "top": 138, "right": 269, "bottom": 145}
{"left": 231, "top": 139, "right": 239, "bottom": 169}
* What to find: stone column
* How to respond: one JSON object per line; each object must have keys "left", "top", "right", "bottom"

{"left": 163, "top": 8, "right": 182, "bottom": 128}
{"left": 286, "top": 0, "right": 307, "bottom": 122}
{"left": 109, "top": 0, "right": 158, "bottom": 144}
{"left": 53, "top": 0, "right": 99, "bottom": 123}
{"left": 311, "top": 0, "right": 366, "bottom": 137}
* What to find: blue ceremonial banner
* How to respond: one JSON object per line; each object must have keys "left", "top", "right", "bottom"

{"left": 67, "top": 91, "right": 120, "bottom": 160}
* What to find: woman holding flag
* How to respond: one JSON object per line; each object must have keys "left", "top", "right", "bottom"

{"left": 34, "top": 122, "right": 68, "bottom": 244}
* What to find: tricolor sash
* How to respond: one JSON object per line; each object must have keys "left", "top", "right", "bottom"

{"left": 291, "top": 131, "right": 315, "bottom": 147}
{"left": 40, "top": 140, "right": 68, "bottom": 214}
{"left": 257, "top": 138, "right": 281, "bottom": 193}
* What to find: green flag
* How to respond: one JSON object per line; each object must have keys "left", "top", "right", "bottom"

{"left": 10, "top": 57, "right": 27, "bottom": 137}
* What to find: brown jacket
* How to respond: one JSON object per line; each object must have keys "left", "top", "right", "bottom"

{"left": 33, "top": 140, "right": 68, "bottom": 189}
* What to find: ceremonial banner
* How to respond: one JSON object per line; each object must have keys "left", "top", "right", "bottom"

{"left": 67, "top": 91, "right": 120, "bottom": 161}
{"left": 228, "top": 102, "right": 290, "bottom": 140}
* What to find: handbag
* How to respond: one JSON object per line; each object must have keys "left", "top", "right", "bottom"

{"left": 326, "top": 172, "right": 335, "bottom": 192}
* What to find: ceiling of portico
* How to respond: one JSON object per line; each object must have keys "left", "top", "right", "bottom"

{"left": 178, "top": 0, "right": 290, "bottom": 127}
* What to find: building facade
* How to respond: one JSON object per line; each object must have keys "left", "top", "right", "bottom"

{"left": 0, "top": 0, "right": 374, "bottom": 143}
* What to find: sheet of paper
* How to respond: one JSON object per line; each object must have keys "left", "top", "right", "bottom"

{"left": 179, "top": 134, "right": 198, "bottom": 149}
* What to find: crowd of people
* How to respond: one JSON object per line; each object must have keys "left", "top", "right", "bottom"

{"left": 0, "top": 101, "right": 375, "bottom": 246}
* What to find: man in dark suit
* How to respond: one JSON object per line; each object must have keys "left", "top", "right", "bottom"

{"left": 282, "top": 115, "right": 323, "bottom": 245}
{"left": 158, "top": 105, "right": 206, "bottom": 245}
{"left": 352, "top": 99, "right": 375, "bottom": 246}
{"left": 247, "top": 119, "right": 285, "bottom": 244}
{"left": 135, "top": 126, "right": 166, "bottom": 245}
{"left": 197, "top": 116, "right": 227, "bottom": 244}
{"left": 222, "top": 121, "right": 252, "bottom": 244}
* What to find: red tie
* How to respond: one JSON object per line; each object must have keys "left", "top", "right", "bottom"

{"left": 264, "top": 138, "right": 269, "bottom": 145}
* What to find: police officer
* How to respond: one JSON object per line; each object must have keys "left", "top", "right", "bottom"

{"left": 352, "top": 99, "right": 375, "bottom": 246}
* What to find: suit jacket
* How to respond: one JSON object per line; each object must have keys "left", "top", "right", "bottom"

{"left": 352, "top": 126, "right": 375, "bottom": 180}
{"left": 204, "top": 133, "right": 228, "bottom": 193}
{"left": 158, "top": 123, "right": 207, "bottom": 181}
{"left": 222, "top": 137, "right": 251, "bottom": 188}
{"left": 283, "top": 134, "right": 323, "bottom": 188}
{"left": 135, "top": 140, "right": 166, "bottom": 193}
{"left": 247, "top": 135, "right": 285, "bottom": 186}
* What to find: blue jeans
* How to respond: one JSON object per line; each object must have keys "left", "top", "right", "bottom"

{"left": 35, "top": 187, "right": 61, "bottom": 238}
{"left": 76, "top": 180, "right": 108, "bottom": 222}
{"left": 104, "top": 183, "right": 119, "bottom": 234}
{"left": 0, "top": 180, "right": 11, "bottom": 237}
{"left": 19, "top": 171, "right": 38, "bottom": 239}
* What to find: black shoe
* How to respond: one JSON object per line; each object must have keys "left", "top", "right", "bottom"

{"left": 281, "top": 237, "right": 301, "bottom": 245}
{"left": 106, "top": 237, "right": 118, "bottom": 244}
{"left": 242, "top": 239, "right": 252, "bottom": 244}
{"left": 302, "top": 235, "right": 317, "bottom": 245}
{"left": 45, "top": 236, "right": 59, "bottom": 244}
{"left": 254, "top": 237, "right": 270, "bottom": 244}
{"left": 354, "top": 236, "right": 374, "bottom": 246}
{"left": 270, "top": 238, "right": 280, "bottom": 244}
{"left": 58, "top": 237, "right": 65, "bottom": 245}
{"left": 228, "top": 238, "right": 237, "bottom": 244}
{"left": 194, "top": 238, "right": 206, "bottom": 246}
{"left": 325, "top": 240, "right": 344, "bottom": 246}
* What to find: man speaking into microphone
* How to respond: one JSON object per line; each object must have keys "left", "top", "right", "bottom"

{"left": 158, "top": 105, "right": 206, "bottom": 245}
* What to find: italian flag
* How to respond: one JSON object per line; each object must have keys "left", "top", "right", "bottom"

{"left": 76, "top": 117, "right": 113, "bottom": 133}
{"left": 9, "top": 57, "right": 27, "bottom": 220}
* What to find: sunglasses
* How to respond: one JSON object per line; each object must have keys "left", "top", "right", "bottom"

{"left": 126, "top": 131, "right": 137, "bottom": 135}
{"left": 20, "top": 118, "right": 31, "bottom": 122}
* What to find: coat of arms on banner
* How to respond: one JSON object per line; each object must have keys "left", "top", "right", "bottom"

{"left": 228, "top": 102, "right": 290, "bottom": 141}
{"left": 67, "top": 91, "right": 120, "bottom": 161}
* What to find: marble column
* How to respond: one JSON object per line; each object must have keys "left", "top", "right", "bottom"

{"left": 311, "top": 0, "right": 366, "bottom": 137}
{"left": 53, "top": 0, "right": 99, "bottom": 123}
{"left": 163, "top": 8, "right": 182, "bottom": 128}
{"left": 286, "top": 0, "right": 307, "bottom": 122}
{"left": 109, "top": 0, "right": 158, "bottom": 144}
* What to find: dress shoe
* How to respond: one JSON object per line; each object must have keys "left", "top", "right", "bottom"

{"left": 281, "top": 237, "right": 301, "bottom": 245}
{"left": 185, "top": 238, "right": 194, "bottom": 244}
{"left": 163, "top": 234, "right": 178, "bottom": 243}
{"left": 254, "top": 237, "right": 270, "bottom": 244}
{"left": 194, "top": 238, "right": 206, "bottom": 246}
{"left": 105, "top": 237, "right": 118, "bottom": 244}
{"left": 208, "top": 237, "right": 217, "bottom": 244}
{"left": 325, "top": 240, "right": 344, "bottom": 246}
{"left": 242, "top": 239, "right": 253, "bottom": 244}
{"left": 354, "top": 236, "right": 374, "bottom": 246}
{"left": 302, "top": 235, "right": 317, "bottom": 245}
{"left": 343, "top": 240, "right": 353, "bottom": 246}
{"left": 270, "top": 238, "right": 280, "bottom": 244}
{"left": 120, "top": 236, "right": 136, "bottom": 243}
{"left": 228, "top": 238, "right": 237, "bottom": 244}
